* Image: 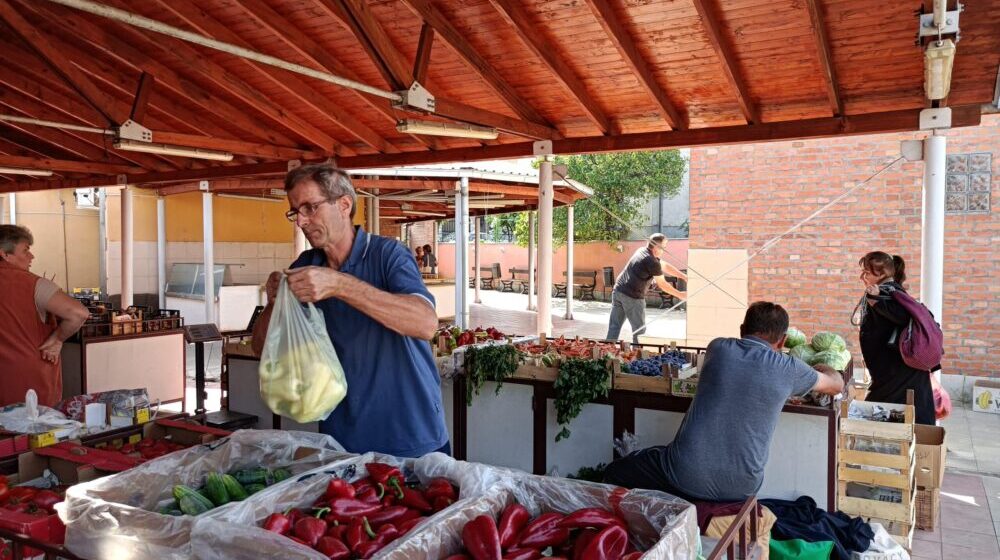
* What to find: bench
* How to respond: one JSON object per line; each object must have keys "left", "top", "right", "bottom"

{"left": 507, "top": 267, "right": 534, "bottom": 294}
{"left": 469, "top": 263, "right": 501, "bottom": 290}
{"left": 648, "top": 276, "right": 686, "bottom": 309}
{"left": 554, "top": 270, "right": 598, "bottom": 300}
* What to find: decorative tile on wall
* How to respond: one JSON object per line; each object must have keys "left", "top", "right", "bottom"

{"left": 946, "top": 153, "right": 992, "bottom": 215}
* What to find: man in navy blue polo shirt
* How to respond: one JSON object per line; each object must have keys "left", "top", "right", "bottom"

{"left": 252, "top": 164, "right": 448, "bottom": 458}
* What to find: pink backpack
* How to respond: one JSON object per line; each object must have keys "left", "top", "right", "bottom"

{"left": 885, "top": 287, "right": 944, "bottom": 372}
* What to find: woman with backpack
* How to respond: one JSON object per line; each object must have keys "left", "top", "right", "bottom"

{"left": 855, "top": 252, "right": 936, "bottom": 424}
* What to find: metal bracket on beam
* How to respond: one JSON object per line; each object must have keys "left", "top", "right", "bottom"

{"left": 533, "top": 140, "right": 553, "bottom": 156}
{"left": 199, "top": 181, "right": 210, "bottom": 192}
{"left": 919, "top": 107, "right": 952, "bottom": 130}
{"left": 115, "top": 175, "right": 128, "bottom": 185}
{"left": 287, "top": 160, "right": 301, "bottom": 171}
{"left": 901, "top": 140, "right": 924, "bottom": 161}
{"left": 116, "top": 119, "right": 152, "bottom": 142}
{"left": 392, "top": 82, "right": 436, "bottom": 113}
{"left": 918, "top": 6, "right": 962, "bottom": 40}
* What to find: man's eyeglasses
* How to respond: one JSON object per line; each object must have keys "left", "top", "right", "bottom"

{"left": 285, "top": 199, "right": 330, "bottom": 222}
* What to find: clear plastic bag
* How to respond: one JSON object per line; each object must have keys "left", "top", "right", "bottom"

{"left": 259, "top": 277, "right": 347, "bottom": 423}
{"left": 56, "top": 430, "right": 350, "bottom": 560}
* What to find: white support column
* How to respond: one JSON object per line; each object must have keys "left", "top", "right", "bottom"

{"left": 461, "top": 179, "right": 471, "bottom": 327}
{"left": 537, "top": 157, "right": 554, "bottom": 336}
{"left": 432, "top": 220, "right": 439, "bottom": 275}
{"left": 98, "top": 189, "right": 107, "bottom": 297}
{"left": 157, "top": 197, "right": 166, "bottom": 310}
{"left": 564, "top": 204, "right": 575, "bottom": 320}
{"left": 371, "top": 189, "right": 381, "bottom": 235}
{"left": 202, "top": 188, "right": 215, "bottom": 325}
{"left": 527, "top": 211, "right": 536, "bottom": 311}
{"left": 7, "top": 193, "right": 14, "bottom": 224}
{"left": 121, "top": 187, "right": 134, "bottom": 309}
{"left": 294, "top": 225, "right": 307, "bottom": 257}
{"left": 921, "top": 134, "right": 946, "bottom": 328}
{"left": 454, "top": 179, "right": 469, "bottom": 328}
{"left": 474, "top": 217, "right": 481, "bottom": 304}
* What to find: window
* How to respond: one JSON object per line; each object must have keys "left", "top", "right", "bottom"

{"left": 74, "top": 188, "right": 100, "bottom": 210}
{"left": 946, "top": 153, "right": 992, "bottom": 214}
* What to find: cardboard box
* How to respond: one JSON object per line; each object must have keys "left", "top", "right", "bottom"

{"left": 915, "top": 425, "right": 946, "bottom": 489}
{"left": 915, "top": 487, "right": 939, "bottom": 531}
{"left": 972, "top": 380, "right": 1000, "bottom": 414}
{"left": 0, "top": 430, "right": 29, "bottom": 458}
{"left": 0, "top": 507, "right": 65, "bottom": 556}
{"left": 19, "top": 441, "right": 141, "bottom": 484}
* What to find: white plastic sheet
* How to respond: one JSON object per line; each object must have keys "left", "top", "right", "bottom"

{"left": 56, "top": 430, "right": 349, "bottom": 560}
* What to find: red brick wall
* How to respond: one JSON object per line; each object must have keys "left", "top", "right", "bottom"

{"left": 689, "top": 115, "right": 999, "bottom": 377}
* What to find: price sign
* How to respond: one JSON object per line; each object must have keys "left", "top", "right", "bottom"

{"left": 183, "top": 323, "right": 223, "bottom": 343}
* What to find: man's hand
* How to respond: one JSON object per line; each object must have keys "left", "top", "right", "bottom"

{"left": 284, "top": 266, "right": 346, "bottom": 303}
{"left": 811, "top": 363, "right": 846, "bottom": 395}
{"left": 265, "top": 271, "right": 283, "bottom": 304}
{"left": 38, "top": 335, "right": 62, "bottom": 364}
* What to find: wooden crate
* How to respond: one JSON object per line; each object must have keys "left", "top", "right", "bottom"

{"left": 110, "top": 318, "right": 144, "bottom": 336}
{"left": 511, "top": 363, "right": 560, "bottom": 382}
{"left": 611, "top": 360, "right": 670, "bottom": 393}
{"left": 838, "top": 398, "right": 916, "bottom": 537}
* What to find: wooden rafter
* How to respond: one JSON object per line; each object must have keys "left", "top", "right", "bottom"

{"left": 400, "top": 0, "right": 552, "bottom": 127}
{"left": 804, "top": 0, "right": 843, "bottom": 117}
{"left": 149, "top": 178, "right": 286, "bottom": 196}
{"left": 413, "top": 23, "right": 435, "bottom": 84}
{"left": 129, "top": 72, "right": 155, "bottom": 123}
{"left": 486, "top": 0, "right": 611, "bottom": 134}
{"left": 329, "top": 0, "right": 409, "bottom": 91}
{"left": 154, "top": 0, "right": 400, "bottom": 155}
{"left": 0, "top": 154, "right": 141, "bottom": 175}
{"left": 3, "top": 105, "right": 984, "bottom": 195}
{"left": 0, "top": 0, "right": 128, "bottom": 126}
{"left": 23, "top": 5, "right": 303, "bottom": 149}
{"left": 0, "top": 125, "right": 78, "bottom": 161}
{"left": 689, "top": 0, "right": 760, "bottom": 125}
{"left": 583, "top": 0, "right": 687, "bottom": 130}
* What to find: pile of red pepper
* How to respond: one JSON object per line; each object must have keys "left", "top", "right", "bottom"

{"left": 262, "top": 462, "right": 458, "bottom": 559}
{"left": 451, "top": 505, "right": 641, "bottom": 560}
{"left": 0, "top": 477, "right": 63, "bottom": 517}
{"left": 115, "top": 437, "right": 188, "bottom": 461}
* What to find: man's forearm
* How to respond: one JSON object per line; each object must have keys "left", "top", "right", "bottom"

{"left": 53, "top": 315, "right": 86, "bottom": 342}
{"left": 334, "top": 275, "right": 437, "bottom": 340}
{"left": 655, "top": 276, "right": 685, "bottom": 300}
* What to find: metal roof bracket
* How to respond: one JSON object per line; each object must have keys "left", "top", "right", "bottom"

{"left": 919, "top": 107, "right": 951, "bottom": 130}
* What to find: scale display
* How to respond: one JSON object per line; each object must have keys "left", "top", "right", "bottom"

{"left": 184, "top": 323, "right": 223, "bottom": 344}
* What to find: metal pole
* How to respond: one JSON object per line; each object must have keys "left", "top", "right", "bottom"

{"left": 454, "top": 180, "right": 468, "bottom": 329}
{"left": 921, "top": 134, "right": 946, "bottom": 343}
{"left": 432, "top": 220, "right": 439, "bottom": 275}
{"left": 527, "top": 211, "right": 536, "bottom": 311}
{"left": 564, "top": 205, "right": 574, "bottom": 320}
{"left": 121, "top": 187, "right": 134, "bottom": 309}
{"left": 461, "top": 178, "right": 471, "bottom": 327}
{"left": 202, "top": 189, "right": 215, "bottom": 325}
{"left": 97, "top": 189, "right": 107, "bottom": 297}
{"left": 474, "top": 218, "right": 481, "bottom": 304}
{"left": 371, "top": 189, "right": 381, "bottom": 235}
{"left": 537, "top": 157, "right": 554, "bottom": 336}
{"left": 157, "top": 197, "right": 166, "bottom": 310}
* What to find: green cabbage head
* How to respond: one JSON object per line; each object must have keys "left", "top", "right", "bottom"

{"left": 811, "top": 332, "right": 847, "bottom": 352}
{"left": 784, "top": 327, "right": 807, "bottom": 348}
{"left": 809, "top": 349, "right": 852, "bottom": 371}
{"left": 788, "top": 344, "right": 817, "bottom": 363}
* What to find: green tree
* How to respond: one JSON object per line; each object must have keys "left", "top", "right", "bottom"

{"left": 487, "top": 150, "right": 686, "bottom": 247}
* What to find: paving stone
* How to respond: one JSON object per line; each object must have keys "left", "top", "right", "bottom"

{"left": 942, "top": 542, "right": 999, "bottom": 560}
{"left": 910, "top": 538, "right": 943, "bottom": 559}
{"left": 940, "top": 526, "right": 1000, "bottom": 552}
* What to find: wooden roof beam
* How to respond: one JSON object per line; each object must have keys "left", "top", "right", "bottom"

{"left": 400, "top": 0, "right": 552, "bottom": 127}
{"left": 149, "top": 178, "right": 286, "bottom": 196}
{"left": 129, "top": 72, "right": 155, "bottom": 123}
{"left": 0, "top": 154, "right": 141, "bottom": 175}
{"left": 329, "top": 0, "right": 409, "bottom": 91}
{"left": 690, "top": 0, "right": 760, "bottom": 125}
{"left": 0, "top": 0, "right": 128, "bottom": 126}
{"left": 413, "top": 23, "right": 434, "bottom": 84}
{"left": 583, "top": 0, "right": 687, "bottom": 130}
{"left": 486, "top": 0, "right": 612, "bottom": 135}
{"left": 804, "top": 0, "right": 843, "bottom": 117}
{"left": 154, "top": 0, "right": 400, "bottom": 155}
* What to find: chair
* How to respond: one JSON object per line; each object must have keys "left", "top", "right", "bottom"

{"left": 601, "top": 267, "right": 615, "bottom": 301}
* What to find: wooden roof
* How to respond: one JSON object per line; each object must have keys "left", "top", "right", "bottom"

{"left": 0, "top": 0, "right": 996, "bottom": 194}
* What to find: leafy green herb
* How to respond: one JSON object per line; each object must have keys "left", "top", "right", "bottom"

{"left": 568, "top": 463, "right": 608, "bottom": 483}
{"left": 554, "top": 358, "right": 611, "bottom": 441}
{"left": 465, "top": 344, "right": 520, "bottom": 405}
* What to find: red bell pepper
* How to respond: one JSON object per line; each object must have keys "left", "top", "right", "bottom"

{"left": 397, "top": 516, "right": 424, "bottom": 534}
{"left": 356, "top": 485, "right": 383, "bottom": 505}
{"left": 398, "top": 508, "right": 423, "bottom": 523}
{"left": 375, "top": 523, "right": 400, "bottom": 546}
{"left": 6, "top": 487, "right": 36, "bottom": 502}
{"left": 579, "top": 524, "right": 628, "bottom": 560}
{"left": 432, "top": 496, "right": 454, "bottom": 512}
{"left": 30, "top": 489, "right": 62, "bottom": 512}
{"left": 353, "top": 479, "right": 374, "bottom": 492}
{"left": 424, "top": 478, "right": 457, "bottom": 502}
{"left": 399, "top": 486, "right": 432, "bottom": 512}
{"left": 326, "top": 524, "right": 347, "bottom": 540}
{"left": 263, "top": 512, "right": 292, "bottom": 535}
{"left": 316, "top": 536, "right": 351, "bottom": 560}
{"left": 503, "top": 548, "right": 542, "bottom": 560}
{"left": 620, "top": 552, "right": 643, "bottom": 560}
{"left": 0, "top": 482, "right": 9, "bottom": 503}
{"left": 498, "top": 504, "right": 531, "bottom": 549}
{"left": 516, "top": 513, "right": 570, "bottom": 549}
{"left": 444, "top": 555, "right": 471, "bottom": 560}
{"left": 354, "top": 539, "right": 386, "bottom": 559}
{"left": 558, "top": 508, "right": 626, "bottom": 531}
{"left": 461, "top": 514, "right": 502, "bottom": 560}
{"left": 328, "top": 497, "right": 382, "bottom": 521}
{"left": 572, "top": 529, "right": 599, "bottom": 560}
{"left": 366, "top": 505, "right": 409, "bottom": 528}
{"left": 365, "top": 463, "right": 403, "bottom": 486}
{"left": 287, "top": 508, "right": 306, "bottom": 526}
{"left": 293, "top": 508, "right": 330, "bottom": 547}
{"left": 345, "top": 518, "right": 376, "bottom": 552}
{"left": 325, "top": 478, "right": 356, "bottom": 501}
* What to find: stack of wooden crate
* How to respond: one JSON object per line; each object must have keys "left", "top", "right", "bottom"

{"left": 838, "top": 397, "right": 916, "bottom": 550}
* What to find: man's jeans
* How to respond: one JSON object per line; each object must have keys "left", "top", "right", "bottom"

{"left": 606, "top": 292, "right": 646, "bottom": 343}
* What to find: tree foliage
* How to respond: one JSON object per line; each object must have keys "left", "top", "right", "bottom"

{"left": 487, "top": 150, "right": 686, "bottom": 247}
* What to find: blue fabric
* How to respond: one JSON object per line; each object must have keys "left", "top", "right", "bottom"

{"left": 290, "top": 227, "right": 448, "bottom": 458}
{"left": 663, "top": 336, "right": 818, "bottom": 501}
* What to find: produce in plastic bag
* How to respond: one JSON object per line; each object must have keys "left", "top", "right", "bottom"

{"left": 259, "top": 277, "right": 347, "bottom": 422}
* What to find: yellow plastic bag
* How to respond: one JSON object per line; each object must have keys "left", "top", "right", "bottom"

{"left": 259, "top": 276, "right": 347, "bottom": 422}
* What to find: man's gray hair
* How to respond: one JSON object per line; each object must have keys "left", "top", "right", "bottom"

{"left": 0, "top": 224, "right": 32, "bottom": 254}
{"left": 647, "top": 233, "right": 667, "bottom": 248}
{"left": 285, "top": 164, "right": 358, "bottom": 219}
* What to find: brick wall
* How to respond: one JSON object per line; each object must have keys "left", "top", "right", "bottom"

{"left": 689, "top": 114, "right": 999, "bottom": 378}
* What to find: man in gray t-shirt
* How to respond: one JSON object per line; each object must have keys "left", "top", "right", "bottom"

{"left": 605, "top": 302, "right": 844, "bottom": 502}
{"left": 606, "top": 233, "right": 686, "bottom": 343}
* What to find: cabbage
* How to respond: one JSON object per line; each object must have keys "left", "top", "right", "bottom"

{"left": 789, "top": 344, "right": 817, "bottom": 363}
{"left": 784, "top": 327, "right": 807, "bottom": 348}
{"left": 811, "top": 332, "right": 847, "bottom": 352}
{"left": 809, "top": 349, "right": 852, "bottom": 371}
